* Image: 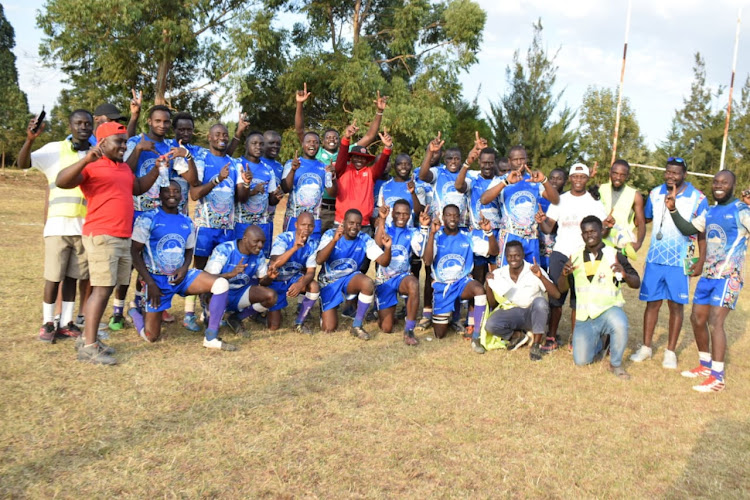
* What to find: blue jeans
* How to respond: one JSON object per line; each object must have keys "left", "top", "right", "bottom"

{"left": 572, "top": 306, "right": 628, "bottom": 368}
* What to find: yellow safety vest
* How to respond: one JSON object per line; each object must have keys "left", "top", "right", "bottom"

{"left": 571, "top": 246, "right": 625, "bottom": 321}
{"left": 600, "top": 183, "right": 636, "bottom": 248}
{"left": 47, "top": 141, "right": 87, "bottom": 219}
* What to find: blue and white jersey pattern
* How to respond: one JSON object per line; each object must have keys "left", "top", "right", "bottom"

{"left": 132, "top": 208, "right": 196, "bottom": 276}
{"left": 691, "top": 199, "right": 750, "bottom": 280}
{"left": 317, "top": 230, "right": 384, "bottom": 287}
{"left": 376, "top": 179, "right": 418, "bottom": 226}
{"left": 236, "top": 158, "right": 278, "bottom": 225}
{"left": 260, "top": 156, "right": 283, "bottom": 183}
{"left": 270, "top": 231, "right": 320, "bottom": 282}
{"left": 428, "top": 165, "right": 468, "bottom": 224}
{"left": 490, "top": 173, "right": 545, "bottom": 238}
{"left": 466, "top": 172, "right": 501, "bottom": 230}
{"left": 205, "top": 240, "right": 268, "bottom": 291}
{"left": 431, "top": 229, "right": 490, "bottom": 284}
{"left": 124, "top": 135, "right": 173, "bottom": 212}
{"left": 194, "top": 152, "right": 240, "bottom": 229}
{"left": 282, "top": 157, "right": 327, "bottom": 218}
{"left": 375, "top": 225, "right": 427, "bottom": 284}
{"left": 645, "top": 182, "right": 708, "bottom": 267}
{"left": 169, "top": 142, "right": 203, "bottom": 215}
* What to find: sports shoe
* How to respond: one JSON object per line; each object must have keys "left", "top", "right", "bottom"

{"left": 57, "top": 322, "right": 82, "bottom": 338}
{"left": 77, "top": 343, "right": 117, "bottom": 365}
{"left": 416, "top": 316, "right": 432, "bottom": 331}
{"left": 39, "top": 322, "right": 56, "bottom": 343}
{"left": 470, "top": 339, "right": 486, "bottom": 354}
{"left": 693, "top": 375, "right": 725, "bottom": 392}
{"left": 295, "top": 323, "right": 313, "bottom": 335}
{"left": 75, "top": 335, "right": 116, "bottom": 355}
{"left": 108, "top": 314, "right": 126, "bottom": 331}
{"left": 662, "top": 349, "right": 678, "bottom": 369}
{"left": 203, "top": 337, "right": 237, "bottom": 351}
{"left": 365, "top": 309, "right": 378, "bottom": 322}
{"left": 182, "top": 314, "right": 201, "bottom": 332}
{"left": 540, "top": 336, "right": 559, "bottom": 352}
{"left": 341, "top": 307, "right": 356, "bottom": 320}
{"left": 609, "top": 365, "right": 631, "bottom": 380}
{"left": 404, "top": 330, "right": 419, "bottom": 346}
{"left": 530, "top": 343, "right": 543, "bottom": 361}
{"left": 395, "top": 304, "right": 407, "bottom": 320}
{"left": 629, "top": 345, "right": 653, "bottom": 362}
{"left": 681, "top": 365, "right": 711, "bottom": 378}
{"left": 350, "top": 326, "right": 371, "bottom": 340}
{"left": 75, "top": 314, "right": 85, "bottom": 328}
{"left": 162, "top": 310, "right": 176, "bottom": 323}
{"left": 226, "top": 314, "right": 249, "bottom": 338}
{"left": 450, "top": 321, "right": 465, "bottom": 335}
{"left": 464, "top": 325, "right": 475, "bottom": 339}
{"left": 509, "top": 331, "right": 531, "bottom": 352}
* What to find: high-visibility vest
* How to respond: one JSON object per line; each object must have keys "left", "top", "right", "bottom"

{"left": 600, "top": 183, "right": 636, "bottom": 248}
{"left": 47, "top": 141, "right": 87, "bottom": 219}
{"left": 570, "top": 246, "right": 625, "bottom": 321}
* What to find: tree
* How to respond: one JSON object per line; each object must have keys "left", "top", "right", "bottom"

{"left": 726, "top": 76, "right": 750, "bottom": 188}
{"left": 0, "top": 4, "right": 30, "bottom": 166}
{"left": 488, "top": 19, "right": 577, "bottom": 172}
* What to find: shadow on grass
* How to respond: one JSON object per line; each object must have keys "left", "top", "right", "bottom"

{"left": 666, "top": 417, "right": 750, "bottom": 498}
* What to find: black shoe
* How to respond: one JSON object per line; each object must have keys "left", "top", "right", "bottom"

{"left": 530, "top": 343, "right": 543, "bottom": 361}
{"left": 350, "top": 326, "right": 371, "bottom": 340}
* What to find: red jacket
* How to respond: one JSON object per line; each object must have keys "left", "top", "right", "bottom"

{"left": 334, "top": 137, "right": 391, "bottom": 226}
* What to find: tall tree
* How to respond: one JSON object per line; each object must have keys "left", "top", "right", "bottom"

{"left": 726, "top": 76, "right": 750, "bottom": 188}
{"left": 488, "top": 19, "right": 577, "bottom": 172}
{"left": 0, "top": 4, "right": 30, "bottom": 166}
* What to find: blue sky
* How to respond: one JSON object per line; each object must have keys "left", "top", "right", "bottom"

{"left": 6, "top": 0, "right": 749, "bottom": 148}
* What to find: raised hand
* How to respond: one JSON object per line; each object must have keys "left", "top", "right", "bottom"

{"left": 293, "top": 230, "right": 308, "bottom": 248}
{"left": 374, "top": 90, "right": 388, "bottom": 112}
{"left": 419, "top": 207, "right": 432, "bottom": 227}
{"left": 250, "top": 182, "right": 267, "bottom": 196}
{"left": 431, "top": 215, "right": 442, "bottom": 234}
{"left": 333, "top": 223, "right": 345, "bottom": 241}
{"left": 534, "top": 203, "right": 546, "bottom": 224}
{"left": 603, "top": 208, "right": 616, "bottom": 229}
{"left": 378, "top": 127, "right": 393, "bottom": 148}
{"left": 130, "top": 88, "right": 142, "bottom": 115}
{"left": 227, "top": 257, "right": 247, "bottom": 279}
{"left": 241, "top": 165, "right": 253, "bottom": 185}
{"left": 466, "top": 147, "right": 480, "bottom": 165}
{"left": 610, "top": 260, "right": 626, "bottom": 277}
{"left": 506, "top": 169, "right": 523, "bottom": 184}
{"left": 741, "top": 188, "right": 750, "bottom": 205}
{"left": 530, "top": 257, "right": 542, "bottom": 278}
{"left": 26, "top": 117, "right": 46, "bottom": 140}
{"left": 665, "top": 183, "right": 677, "bottom": 212}
{"left": 291, "top": 150, "right": 301, "bottom": 171}
{"left": 591, "top": 161, "right": 599, "bottom": 179}
{"left": 267, "top": 266, "right": 280, "bottom": 280}
{"left": 236, "top": 112, "right": 250, "bottom": 137}
{"left": 381, "top": 232, "right": 392, "bottom": 247}
{"left": 428, "top": 132, "right": 444, "bottom": 153}
{"left": 561, "top": 256, "right": 576, "bottom": 276}
{"left": 296, "top": 82, "right": 311, "bottom": 103}
{"left": 406, "top": 179, "right": 415, "bottom": 193}
{"left": 378, "top": 204, "right": 390, "bottom": 220}
{"left": 170, "top": 141, "right": 188, "bottom": 158}
{"left": 473, "top": 131, "right": 488, "bottom": 151}
{"left": 529, "top": 169, "right": 546, "bottom": 183}
{"left": 478, "top": 211, "right": 493, "bottom": 232}
{"left": 219, "top": 163, "right": 230, "bottom": 182}
{"left": 136, "top": 134, "right": 157, "bottom": 154}
{"left": 84, "top": 145, "right": 103, "bottom": 163}
{"left": 344, "top": 119, "right": 359, "bottom": 139}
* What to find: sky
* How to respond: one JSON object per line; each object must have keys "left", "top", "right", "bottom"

{"left": 6, "top": 0, "right": 749, "bottom": 148}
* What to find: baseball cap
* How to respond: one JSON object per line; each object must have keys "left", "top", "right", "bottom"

{"left": 349, "top": 145, "right": 376, "bottom": 162}
{"left": 569, "top": 163, "right": 590, "bottom": 176}
{"left": 93, "top": 103, "right": 125, "bottom": 121}
{"left": 95, "top": 122, "right": 127, "bottom": 141}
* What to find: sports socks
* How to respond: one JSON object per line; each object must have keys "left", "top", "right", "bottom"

{"left": 405, "top": 319, "right": 416, "bottom": 332}
{"left": 472, "top": 295, "right": 487, "bottom": 340}
{"left": 113, "top": 298, "right": 125, "bottom": 316}
{"left": 711, "top": 361, "right": 725, "bottom": 381}
{"left": 60, "top": 301, "right": 75, "bottom": 327}
{"left": 698, "top": 351, "right": 712, "bottom": 368}
{"left": 43, "top": 302, "right": 56, "bottom": 324}
{"left": 296, "top": 292, "right": 319, "bottom": 324}
{"left": 353, "top": 292, "right": 373, "bottom": 328}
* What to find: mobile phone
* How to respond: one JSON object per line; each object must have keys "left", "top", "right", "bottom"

{"left": 242, "top": 112, "right": 251, "bottom": 123}
{"left": 31, "top": 106, "right": 46, "bottom": 133}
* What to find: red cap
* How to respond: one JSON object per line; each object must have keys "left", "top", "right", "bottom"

{"left": 95, "top": 122, "right": 127, "bottom": 141}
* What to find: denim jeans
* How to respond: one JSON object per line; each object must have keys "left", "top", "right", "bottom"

{"left": 572, "top": 306, "right": 628, "bottom": 367}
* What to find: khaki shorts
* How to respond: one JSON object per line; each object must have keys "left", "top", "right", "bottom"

{"left": 82, "top": 235, "right": 132, "bottom": 287}
{"left": 44, "top": 235, "right": 89, "bottom": 282}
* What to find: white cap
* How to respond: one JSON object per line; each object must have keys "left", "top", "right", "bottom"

{"left": 569, "top": 163, "right": 590, "bottom": 176}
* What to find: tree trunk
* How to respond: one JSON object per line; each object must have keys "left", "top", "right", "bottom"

{"left": 154, "top": 29, "right": 172, "bottom": 106}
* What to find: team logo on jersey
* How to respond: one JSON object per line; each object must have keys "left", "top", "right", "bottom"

{"left": 436, "top": 253, "right": 466, "bottom": 282}
{"left": 209, "top": 184, "right": 234, "bottom": 215}
{"left": 441, "top": 181, "right": 465, "bottom": 209}
{"left": 279, "top": 261, "right": 303, "bottom": 281}
{"left": 507, "top": 190, "right": 536, "bottom": 225}
{"left": 155, "top": 233, "right": 186, "bottom": 273}
{"left": 296, "top": 172, "right": 323, "bottom": 209}
{"left": 244, "top": 181, "right": 268, "bottom": 215}
{"left": 706, "top": 223, "right": 727, "bottom": 259}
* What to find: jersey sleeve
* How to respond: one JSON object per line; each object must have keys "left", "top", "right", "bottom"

{"left": 694, "top": 195, "right": 709, "bottom": 218}
{"left": 195, "top": 157, "right": 207, "bottom": 183}
{"left": 123, "top": 136, "right": 139, "bottom": 162}
{"left": 470, "top": 234, "right": 491, "bottom": 258}
{"left": 185, "top": 221, "right": 197, "bottom": 250}
{"left": 254, "top": 256, "right": 268, "bottom": 279}
{"left": 691, "top": 213, "right": 707, "bottom": 232}
{"left": 740, "top": 204, "right": 750, "bottom": 232}
{"left": 281, "top": 160, "right": 293, "bottom": 181}
{"left": 131, "top": 211, "right": 153, "bottom": 244}
{"left": 546, "top": 200, "right": 561, "bottom": 222}
{"left": 270, "top": 233, "right": 290, "bottom": 257}
{"left": 363, "top": 234, "right": 385, "bottom": 260}
{"left": 204, "top": 245, "right": 230, "bottom": 275}
{"left": 317, "top": 230, "right": 334, "bottom": 252}
{"left": 428, "top": 166, "right": 440, "bottom": 185}
{"left": 410, "top": 228, "right": 428, "bottom": 258}
{"left": 644, "top": 191, "right": 654, "bottom": 219}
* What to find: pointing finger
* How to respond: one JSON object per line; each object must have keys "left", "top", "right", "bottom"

{"left": 303, "top": 82, "right": 307, "bottom": 94}
{"left": 437, "top": 131, "right": 441, "bottom": 141}
{"left": 295, "top": 149, "right": 299, "bottom": 158}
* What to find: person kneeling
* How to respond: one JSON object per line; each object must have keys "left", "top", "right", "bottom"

{"left": 558, "top": 216, "right": 640, "bottom": 379}
{"left": 129, "top": 181, "right": 236, "bottom": 351}
{"left": 205, "top": 225, "right": 278, "bottom": 338}
{"left": 484, "top": 241, "right": 560, "bottom": 361}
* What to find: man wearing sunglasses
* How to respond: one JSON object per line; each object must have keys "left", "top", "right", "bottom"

{"left": 631, "top": 157, "right": 708, "bottom": 369}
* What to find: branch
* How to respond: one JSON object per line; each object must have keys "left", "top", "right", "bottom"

{"left": 374, "top": 40, "right": 453, "bottom": 65}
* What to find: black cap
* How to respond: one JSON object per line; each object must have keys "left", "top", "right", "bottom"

{"left": 93, "top": 103, "right": 125, "bottom": 121}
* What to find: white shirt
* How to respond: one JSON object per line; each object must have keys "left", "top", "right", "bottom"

{"left": 546, "top": 191, "right": 607, "bottom": 257}
{"left": 487, "top": 262, "right": 550, "bottom": 308}
{"left": 30, "top": 140, "right": 88, "bottom": 237}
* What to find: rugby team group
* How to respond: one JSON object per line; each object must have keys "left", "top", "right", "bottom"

{"left": 18, "top": 86, "right": 750, "bottom": 392}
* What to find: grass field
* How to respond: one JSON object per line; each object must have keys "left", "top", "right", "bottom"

{"left": 1, "top": 169, "right": 749, "bottom": 498}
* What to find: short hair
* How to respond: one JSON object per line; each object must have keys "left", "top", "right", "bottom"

{"left": 442, "top": 204, "right": 459, "bottom": 215}
{"left": 303, "top": 131, "right": 320, "bottom": 141}
{"left": 172, "top": 111, "right": 194, "bottom": 128}
{"left": 322, "top": 128, "right": 339, "bottom": 136}
{"left": 245, "top": 131, "right": 264, "bottom": 147}
{"left": 509, "top": 144, "right": 526, "bottom": 156}
{"left": 393, "top": 199, "right": 411, "bottom": 211}
{"left": 580, "top": 215, "right": 603, "bottom": 230}
{"left": 344, "top": 208, "right": 362, "bottom": 220}
{"left": 479, "top": 147, "right": 498, "bottom": 160}
{"left": 395, "top": 153, "right": 412, "bottom": 165}
{"left": 148, "top": 104, "right": 172, "bottom": 119}
{"left": 69, "top": 109, "right": 92, "bottom": 122}
{"left": 717, "top": 169, "right": 736, "bottom": 183}
{"left": 209, "top": 123, "right": 227, "bottom": 133}
{"left": 160, "top": 179, "right": 182, "bottom": 192}
{"left": 612, "top": 159, "right": 630, "bottom": 171}
{"left": 550, "top": 167, "right": 567, "bottom": 180}
{"left": 264, "top": 130, "right": 281, "bottom": 139}
{"left": 445, "top": 147, "right": 462, "bottom": 157}
{"left": 504, "top": 240, "right": 524, "bottom": 254}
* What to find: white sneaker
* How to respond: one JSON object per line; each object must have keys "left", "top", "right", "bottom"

{"left": 629, "top": 345, "right": 653, "bottom": 362}
{"left": 203, "top": 337, "right": 237, "bottom": 351}
{"left": 662, "top": 349, "right": 677, "bottom": 369}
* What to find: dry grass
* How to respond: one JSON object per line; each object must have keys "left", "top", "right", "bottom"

{"left": 1, "top": 170, "right": 749, "bottom": 498}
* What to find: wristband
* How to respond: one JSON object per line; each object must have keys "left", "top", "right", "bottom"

{"left": 376, "top": 112, "right": 384, "bottom": 116}
{"left": 483, "top": 230, "right": 494, "bottom": 237}
{"left": 668, "top": 208, "right": 677, "bottom": 214}
{"left": 540, "top": 176, "right": 548, "bottom": 184}
{"left": 462, "top": 162, "right": 471, "bottom": 170}
{"left": 185, "top": 150, "right": 193, "bottom": 161}
{"left": 500, "top": 179, "right": 508, "bottom": 187}
{"left": 212, "top": 175, "right": 220, "bottom": 186}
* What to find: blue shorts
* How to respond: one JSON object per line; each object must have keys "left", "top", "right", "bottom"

{"left": 693, "top": 276, "right": 743, "bottom": 309}
{"left": 143, "top": 269, "right": 201, "bottom": 313}
{"left": 471, "top": 229, "right": 497, "bottom": 268}
{"left": 499, "top": 232, "right": 540, "bottom": 266}
{"left": 268, "top": 275, "right": 303, "bottom": 312}
{"left": 432, "top": 275, "right": 473, "bottom": 315}
{"left": 234, "top": 222, "right": 273, "bottom": 256}
{"left": 285, "top": 216, "right": 322, "bottom": 238}
{"left": 195, "top": 227, "right": 234, "bottom": 258}
{"left": 320, "top": 272, "right": 359, "bottom": 311}
{"left": 375, "top": 273, "right": 409, "bottom": 311}
{"left": 226, "top": 281, "right": 260, "bottom": 312}
{"left": 639, "top": 262, "right": 690, "bottom": 304}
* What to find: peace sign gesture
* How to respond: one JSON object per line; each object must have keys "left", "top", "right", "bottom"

{"left": 130, "top": 89, "right": 142, "bottom": 115}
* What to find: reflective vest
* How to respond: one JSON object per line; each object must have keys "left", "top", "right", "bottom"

{"left": 48, "top": 141, "right": 87, "bottom": 219}
{"left": 571, "top": 246, "right": 625, "bottom": 321}
{"left": 600, "top": 183, "right": 636, "bottom": 248}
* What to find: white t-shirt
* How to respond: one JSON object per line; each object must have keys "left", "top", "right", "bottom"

{"left": 546, "top": 191, "right": 607, "bottom": 257}
{"left": 487, "top": 261, "right": 549, "bottom": 308}
{"left": 30, "top": 140, "right": 88, "bottom": 237}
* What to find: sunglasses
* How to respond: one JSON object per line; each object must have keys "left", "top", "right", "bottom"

{"left": 667, "top": 156, "right": 685, "bottom": 164}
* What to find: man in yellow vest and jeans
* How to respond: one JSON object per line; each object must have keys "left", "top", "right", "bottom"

{"left": 17, "top": 109, "right": 94, "bottom": 343}
{"left": 599, "top": 159, "right": 646, "bottom": 255}
{"left": 558, "top": 215, "right": 641, "bottom": 380}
